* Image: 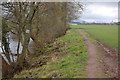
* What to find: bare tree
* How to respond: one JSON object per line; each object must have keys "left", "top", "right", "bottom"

{"left": 1, "top": 2, "right": 83, "bottom": 78}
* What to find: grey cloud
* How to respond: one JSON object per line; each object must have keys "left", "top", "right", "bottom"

{"left": 77, "top": 2, "right": 118, "bottom": 23}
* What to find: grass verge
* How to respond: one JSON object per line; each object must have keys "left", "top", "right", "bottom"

{"left": 14, "top": 29, "right": 88, "bottom": 78}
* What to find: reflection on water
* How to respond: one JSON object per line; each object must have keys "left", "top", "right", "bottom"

{"left": 9, "top": 38, "right": 23, "bottom": 54}
{"left": 0, "top": 35, "right": 35, "bottom": 63}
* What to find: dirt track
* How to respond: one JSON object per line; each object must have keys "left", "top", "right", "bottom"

{"left": 78, "top": 29, "right": 118, "bottom": 78}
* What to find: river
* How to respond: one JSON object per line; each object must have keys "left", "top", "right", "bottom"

{"left": 0, "top": 34, "right": 35, "bottom": 64}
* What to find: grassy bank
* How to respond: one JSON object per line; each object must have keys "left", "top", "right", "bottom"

{"left": 14, "top": 29, "right": 88, "bottom": 78}
{"left": 71, "top": 25, "right": 118, "bottom": 49}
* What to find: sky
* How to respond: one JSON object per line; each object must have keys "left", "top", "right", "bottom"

{"left": 76, "top": 2, "right": 118, "bottom": 23}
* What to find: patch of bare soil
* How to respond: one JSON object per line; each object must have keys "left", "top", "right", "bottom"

{"left": 78, "top": 29, "right": 118, "bottom": 78}
{"left": 97, "top": 41, "right": 118, "bottom": 78}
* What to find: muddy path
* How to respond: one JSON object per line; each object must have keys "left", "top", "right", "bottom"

{"left": 78, "top": 29, "right": 118, "bottom": 78}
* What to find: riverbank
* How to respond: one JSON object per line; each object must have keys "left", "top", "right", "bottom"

{"left": 14, "top": 29, "right": 89, "bottom": 78}
{"left": 14, "top": 27, "right": 118, "bottom": 78}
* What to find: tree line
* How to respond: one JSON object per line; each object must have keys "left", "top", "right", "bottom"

{"left": 1, "top": 2, "right": 82, "bottom": 78}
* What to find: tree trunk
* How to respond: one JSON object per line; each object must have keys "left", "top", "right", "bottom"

{"left": 17, "top": 32, "right": 30, "bottom": 68}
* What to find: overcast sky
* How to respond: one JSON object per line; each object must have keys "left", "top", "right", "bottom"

{"left": 77, "top": 2, "right": 118, "bottom": 23}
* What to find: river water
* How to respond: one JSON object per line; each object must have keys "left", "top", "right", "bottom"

{"left": 0, "top": 34, "right": 35, "bottom": 64}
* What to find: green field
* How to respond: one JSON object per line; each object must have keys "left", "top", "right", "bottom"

{"left": 71, "top": 25, "right": 118, "bottom": 49}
